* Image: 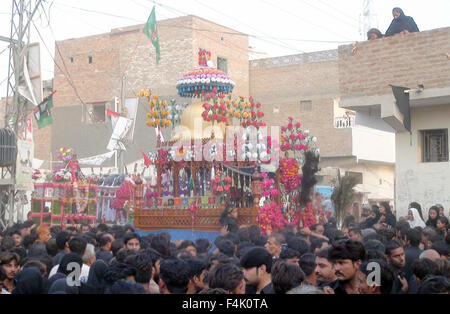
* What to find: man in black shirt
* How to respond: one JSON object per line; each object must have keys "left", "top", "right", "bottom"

{"left": 96, "top": 233, "right": 114, "bottom": 264}
{"left": 53, "top": 230, "right": 71, "bottom": 266}
{"left": 325, "top": 240, "right": 366, "bottom": 294}
{"left": 386, "top": 240, "right": 418, "bottom": 294}
{"left": 240, "top": 247, "right": 275, "bottom": 294}
{"left": 403, "top": 229, "right": 423, "bottom": 278}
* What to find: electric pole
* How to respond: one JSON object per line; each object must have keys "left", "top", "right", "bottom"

{"left": 1, "top": 0, "right": 43, "bottom": 226}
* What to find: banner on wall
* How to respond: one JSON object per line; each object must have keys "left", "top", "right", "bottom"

{"left": 16, "top": 140, "right": 34, "bottom": 191}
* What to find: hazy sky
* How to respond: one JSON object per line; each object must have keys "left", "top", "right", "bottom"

{"left": 1, "top": 0, "right": 449, "bottom": 96}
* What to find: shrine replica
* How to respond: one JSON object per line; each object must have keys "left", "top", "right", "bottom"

{"left": 132, "top": 49, "right": 325, "bottom": 234}
{"left": 30, "top": 147, "right": 98, "bottom": 228}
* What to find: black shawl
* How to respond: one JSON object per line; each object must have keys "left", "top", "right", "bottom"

{"left": 12, "top": 267, "right": 44, "bottom": 294}
{"left": 79, "top": 260, "right": 108, "bottom": 294}
{"left": 385, "top": 8, "right": 419, "bottom": 36}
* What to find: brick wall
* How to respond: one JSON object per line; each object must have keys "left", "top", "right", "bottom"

{"left": 192, "top": 17, "right": 249, "bottom": 98}
{"left": 339, "top": 27, "right": 450, "bottom": 97}
{"left": 250, "top": 50, "right": 353, "bottom": 157}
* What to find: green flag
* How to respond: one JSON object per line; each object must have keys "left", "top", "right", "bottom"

{"left": 143, "top": 6, "right": 160, "bottom": 64}
{"left": 34, "top": 95, "right": 53, "bottom": 129}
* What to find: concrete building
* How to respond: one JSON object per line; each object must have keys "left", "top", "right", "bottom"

{"left": 250, "top": 50, "right": 395, "bottom": 205}
{"left": 339, "top": 27, "right": 450, "bottom": 217}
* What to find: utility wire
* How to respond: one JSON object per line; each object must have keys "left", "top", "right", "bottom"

{"left": 40, "top": 2, "right": 88, "bottom": 107}
{"left": 53, "top": 2, "right": 143, "bottom": 23}
{"left": 145, "top": 0, "right": 305, "bottom": 53}
{"left": 316, "top": 0, "right": 361, "bottom": 24}
{"left": 51, "top": 1, "right": 352, "bottom": 46}
{"left": 31, "top": 20, "right": 87, "bottom": 107}
{"left": 300, "top": 0, "right": 359, "bottom": 28}
{"left": 260, "top": 0, "right": 357, "bottom": 41}
{"left": 192, "top": 0, "right": 306, "bottom": 53}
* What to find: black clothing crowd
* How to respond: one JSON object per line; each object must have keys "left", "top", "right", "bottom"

{"left": 0, "top": 200, "right": 449, "bottom": 295}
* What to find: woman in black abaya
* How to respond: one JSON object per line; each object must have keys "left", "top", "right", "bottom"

{"left": 385, "top": 7, "right": 419, "bottom": 37}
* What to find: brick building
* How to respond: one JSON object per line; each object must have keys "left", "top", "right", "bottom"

{"left": 39, "top": 15, "right": 249, "bottom": 165}
{"left": 250, "top": 50, "right": 395, "bottom": 205}
{"left": 339, "top": 27, "right": 450, "bottom": 217}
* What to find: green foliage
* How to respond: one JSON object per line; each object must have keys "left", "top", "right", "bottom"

{"left": 331, "top": 173, "right": 358, "bottom": 229}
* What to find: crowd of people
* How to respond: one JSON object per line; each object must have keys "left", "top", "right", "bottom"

{"left": 367, "top": 7, "right": 420, "bottom": 40}
{"left": 0, "top": 200, "right": 448, "bottom": 295}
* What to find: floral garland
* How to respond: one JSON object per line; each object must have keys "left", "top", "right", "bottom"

{"left": 211, "top": 170, "right": 232, "bottom": 203}
{"left": 279, "top": 158, "right": 302, "bottom": 194}
{"left": 258, "top": 202, "right": 302, "bottom": 236}
{"left": 257, "top": 172, "right": 301, "bottom": 235}
{"left": 301, "top": 202, "right": 319, "bottom": 229}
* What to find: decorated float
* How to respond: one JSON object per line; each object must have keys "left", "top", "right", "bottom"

{"left": 132, "top": 49, "right": 325, "bottom": 234}
{"left": 30, "top": 147, "right": 98, "bottom": 228}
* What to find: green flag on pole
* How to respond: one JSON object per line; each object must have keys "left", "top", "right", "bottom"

{"left": 143, "top": 6, "right": 161, "bottom": 65}
{"left": 34, "top": 95, "right": 53, "bottom": 129}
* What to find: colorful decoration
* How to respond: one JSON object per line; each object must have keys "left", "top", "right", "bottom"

{"left": 201, "top": 88, "right": 229, "bottom": 125}
{"left": 176, "top": 68, "right": 235, "bottom": 98}
{"left": 241, "top": 128, "right": 273, "bottom": 164}
{"left": 56, "top": 147, "right": 75, "bottom": 164}
{"left": 138, "top": 89, "right": 186, "bottom": 128}
{"left": 280, "top": 117, "right": 318, "bottom": 164}
{"left": 201, "top": 92, "right": 266, "bottom": 129}
{"left": 198, "top": 48, "right": 212, "bottom": 67}
{"left": 211, "top": 170, "right": 232, "bottom": 204}
{"left": 280, "top": 158, "right": 302, "bottom": 194}
{"left": 258, "top": 172, "right": 292, "bottom": 235}
{"left": 111, "top": 179, "right": 134, "bottom": 211}
{"left": 300, "top": 202, "right": 318, "bottom": 229}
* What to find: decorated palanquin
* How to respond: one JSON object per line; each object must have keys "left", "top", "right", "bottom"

{"left": 31, "top": 147, "right": 98, "bottom": 228}
{"left": 133, "top": 48, "right": 321, "bottom": 233}
{"left": 133, "top": 50, "right": 262, "bottom": 232}
{"left": 31, "top": 183, "right": 97, "bottom": 228}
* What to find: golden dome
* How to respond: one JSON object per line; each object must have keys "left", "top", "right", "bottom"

{"left": 170, "top": 101, "right": 227, "bottom": 142}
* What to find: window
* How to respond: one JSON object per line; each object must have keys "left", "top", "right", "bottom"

{"left": 85, "top": 102, "right": 106, "bottom": 123}
{"left": 88, "top": 56, "right": 92, "bottom": 64}
{"left": 300, "top": 100, "right": 312, "bottom": 112}
{"left": 70, "top": 57, "right": 74, "bottom": 63}
{"left": 420, "top": 129, "right": 449, "bottom": 162}
{"left": 217, "top": 57, "right": 227, "bottom": 73}
{"left": 345, "top": 171, "right": 363, "bottom": 184}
